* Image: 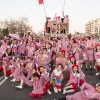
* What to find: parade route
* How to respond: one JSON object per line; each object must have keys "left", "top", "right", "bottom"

{"left": 0, "top": 64, "right": 100, "bottom": 100}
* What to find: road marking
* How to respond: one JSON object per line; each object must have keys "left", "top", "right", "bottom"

{"left": 0, "top": 76, "right": 4, "bottom": 81}
{"left": 0, "top": 78, "right": 6, "bottom": 85}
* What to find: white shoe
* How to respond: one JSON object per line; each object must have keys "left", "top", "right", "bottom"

{"left": 95, "top": 72, "right": 99, "bottom": 76}
{"left": 81, "top": 64, "right": 83, "bottom": 68}
{"left": 63, "top": 87, "right": 66, "bottom": 94}
{"left": 15, "top": 85, "right": 23, "bottom": 89}
{"left": 47, "top": 90, "right": 52, "bottom": 94}
{"left": 94, "top": 66, "right": 96, "bottom": 69}
{"left": 10, "top": 74, "right": 13, "bottom": 77}
{"left": 54, "top": 87, "right": 58, "bottom": 93}
{"left": 4, "top": 76, "right": 8, "bottom": 80}
{"left": 11, "top": 78, "right": 16, "bottom": 82}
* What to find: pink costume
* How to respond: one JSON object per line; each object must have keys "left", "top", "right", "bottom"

{"left": 9, "top": 63, "right": 15, "bottom": 77}
{"left": 17, "top": 43, "right": 26, "bottom": 54}
{"left": 50, "top": 46, "right": 56, "bottom": 61}
{"left": 66, "top": 82, "right": 100, "bottom": 100}
{"left": 25, "top": 78, "right": 43, "bottom": 98}
{"left": 51, "top": 69, "right": 63, "bottom": 89}
{"left": 38, "top": 54, "right": 51, "bottom": 72}
{"left": 57, "top": 40, "right": 62, "bottom": 52}
{"left": 86, "top": 40, "right": 94, "bottom": 61}
{"left": 66, "top": 71, "right": 84, "bottom": 91}
{"left": 56, "top": 57, "right": 66, "bottom": 68}
{"left": 25, "top": 62, "right": 34, "bottom": 74}
{"left": 80, "top": 40, "right": 88, "bottom": 60}
{"left": 47, "top": 19, "right": 51, "bottom": 28}
{"left": 56, "top": 18, "right": 61, "bottom": 23}
{"left": 63, "top": 17, "right": 69, "bottom": 23}
{"left": 61, "top": 38, "right": 68, "bottom": 57}
{"left": 11, "top": 43, "right": 18, "bottom": 54}
{"left": 14, "top": 61, "right": 20, "bottom": 68}
{"left": 0, "top": 44, "right": 7, "bottom": 59}
{"left": 94, "top": 51, "right": 100, "bottom": 71}
{"left": 72, "top": 47, "right": 81, "bottom": 61}
{"left": 13, "top": 67, "right": 26, "bottom": 80}
{"left": 67, "top": 59, "right": 84, "bottom": 74}
{"left": 2, "top": 59, "right": 12, "bottom": 76}
{"left": 27, "top": 46, "right": 35, "bottom": 58}
{"left": 40, "top": 72, "right": 50, "bottom": 94}
{"left": 92, "top": 38, "right": 99, "bottom": 49}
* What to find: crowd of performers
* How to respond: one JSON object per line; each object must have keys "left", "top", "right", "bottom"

{"left": 46, "top": 12, "right": 69, "bottom": 33}
{"left": 0, "top": 33, "right": 100, "bottom": 100}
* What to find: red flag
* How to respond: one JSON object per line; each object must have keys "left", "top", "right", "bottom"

{"left": 38, "top": 0, "right": 44, "bottom": 5}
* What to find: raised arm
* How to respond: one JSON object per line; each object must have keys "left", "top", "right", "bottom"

{"left": 55, "top": 13, "right": 57, "bottom": 17}
{"left": 80, "top": 82, "right": 94, "bottom": 91}
{"left": 62, "top": 11, "right": 65, "bottom": 18}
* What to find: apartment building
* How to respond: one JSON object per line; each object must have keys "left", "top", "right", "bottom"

{"left": 85, "top": 18, "right": 100, "bottom": 35}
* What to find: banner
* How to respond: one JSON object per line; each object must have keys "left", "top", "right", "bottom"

{"left": 38, "top": 0, "right": 44, "bottom": 5}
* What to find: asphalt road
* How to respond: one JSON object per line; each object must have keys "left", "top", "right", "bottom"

{"left": 0, "top": 63, "right": 100, "bottom": 100}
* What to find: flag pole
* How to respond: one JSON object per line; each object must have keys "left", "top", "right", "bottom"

{"left": 43, "top": 3, "right": 47, "bottom": 18}
{"left": 63, "top": 0, "right": 66, "bottom": 12}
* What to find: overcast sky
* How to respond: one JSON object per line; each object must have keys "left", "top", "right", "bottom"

{"left": 0, "top": 0, "right": 100, "bottom": 33}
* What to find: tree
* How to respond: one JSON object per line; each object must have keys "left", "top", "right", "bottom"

{"left": 2, "top": 28, "right": 9, "bottom": 36}
{"left": 0, "top": 16, "right": 34, "bottom": 35}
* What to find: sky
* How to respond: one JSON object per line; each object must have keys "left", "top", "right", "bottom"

{"left": 0, "top": 0, "right": 100, "bottom": 34}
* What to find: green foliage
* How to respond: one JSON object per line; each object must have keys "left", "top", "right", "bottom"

{"left": 19, "top": 33, "right": 24, "bottom": 38}
{"left": 28, "top": 32, "right": 30, "bottom": 35}
{"left": 0, "top": 35, "right": 3, "bottom": 40}
{"left": 2, "top": 28, "right": 9, "bottom": 36}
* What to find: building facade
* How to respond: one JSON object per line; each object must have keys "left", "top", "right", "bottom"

{"left": 85, "top": 18, "right": 100, "bottom": 35}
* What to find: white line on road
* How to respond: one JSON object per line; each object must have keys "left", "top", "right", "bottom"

{"left": 0, "top": 76, "right": 4, "bottom": 81}
{"left": 0, "top": 78, "right": 7, "bottom": 85}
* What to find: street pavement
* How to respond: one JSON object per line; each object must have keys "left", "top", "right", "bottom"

{"left": 0, "top": 63, "right": 100, "bottom": 100}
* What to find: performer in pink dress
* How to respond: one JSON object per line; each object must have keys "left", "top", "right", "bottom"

{"left": 39, "top": 66, "right": 52, "bottom": 94}
{"left": 54, "top": 82, "right": 100, "bottom": 100}
{"left": 9, "top": 59, "right": 15, "bottom": 78}
{"left": 62, "top": 11, "right": 69, "bottom": 24}
{"left": 2, "top": 57, "right": 12, "bottom": 79}
{"left": 26, "top": 72, "right": 44, "bottom": 98}
{"left": 51, "top": 63, "right": 63, "bottom": 93}
{"left": 14, "top": 60, "right": 26, "bottom": 89}
{"left": 86, "top": 35, "right": 94, "bottom": 70}
{"left": 27, "top": 42, "right": 35, "bottom": 58}
{"left": 63, "top": 64, "right": 85, "bottom": 94}
{"left": 38, "top": 48, "right": 51, "bottom": 72}
{"left": 94, "top": 44, "right": 100, "bottom": 76}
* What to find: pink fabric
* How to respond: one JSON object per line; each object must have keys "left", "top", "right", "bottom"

{"left": 27, "top": 46, "right": 35, "bottom": 58}
{"left": 40, "top": 72, "right": 50, "bottom": 89}
{"left": 32, "top": 79, "right": 43, "bottom": 94}
{"left": 51, "top": 71, "right": 63, "bottom": 86}
{"left": 92, "top": 39, "right": 99, "bottom": 48}
{"left": 66, "top": 82, "right": 100, "bottom": 100}
{"left": 56, "top": 19, "right": 61, "bottom": 23}
{"left": 86, "top": 40, "right": 94, "bottom": 60}
{"left": 25, "top": 63, "right": 34, "bottom": 74}
{"left": 0, "top": 44, "right": 6, "bottom": 58}
{"left": 63, "top": 17, "right": 69, "bottom": 23}
{"left": 65, "top": 73, "right": 81, "bottom": 86}
{"left": 47, "top": 19, "right": 51, "bottom": 27}
{"left": 38, "top": 54, "right": 51, "bottom": 71}
{"left": 94, "top": 51, "right": 100, "bottom": 65}
{"left": 17, "top": 44, "right": 26, "bottom": 54}
{"left": 61, "top": 38, "right": 68, "bottom": 57}
{"left": 13, "top": 67, "right": 26, "bottom": 80}
{"left": 56, "top": 58, "right": 66, "bottom": 67}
